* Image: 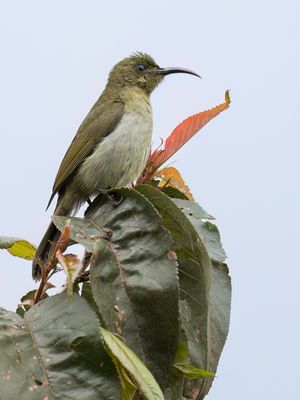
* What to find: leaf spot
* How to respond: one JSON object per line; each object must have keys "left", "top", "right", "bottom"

{"left": 28, "top": 384, "right": 38, "bottom": 391}
{"left": 2, "top": 371, "right": 11, "bottom": 380}
{"left": 113, "top": 320, "right": 123, "bottom": 335}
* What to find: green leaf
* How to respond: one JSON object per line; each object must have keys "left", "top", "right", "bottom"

{"left": 53, "top": 188, "right": 179, "bottom": 390}
{"left": 0, "top": 236, "right": 36, "bottom": 260}
{"left": 136, "top": 185, "right": 231, "bottom": 399}
{"left": 172, "top": 199, "right": 231, "bottom": 399}
{"left": 174, "top": 341, "right": 189, "bottom": 365}
{"left": 115, "top": 363, "right": 136, "bottom": 400}
{"left": 81, "top": 281, "right": 107, "bottom": 329}
{"left": 16, "top": 289, "right": 47, "bottom": 317}
{"left": 81, "top": 281, "right": 100, "bottom": 315}
{"left": 174, "top": 364, "right": 214, "bottom": 379}
{"left": 136, "top": 185, "right": 212, "bottom": 372}
{"left": 198, "top": 263, "right": 231, "bottom": 399}
{"left": 173, "top": 199, "right": 226, "bottom": 264}
{"left": 0, "top": 293, "right": 120, "bottom": 400}
{"left": 101, "top": 327, "right": 164, "bottom": 400}
{"left": 161, "top": 185, "right": 190, "bottom": 200}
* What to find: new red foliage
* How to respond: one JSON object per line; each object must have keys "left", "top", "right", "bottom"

{"left": 138, "top": 91, "right": 231, "bottom": 183}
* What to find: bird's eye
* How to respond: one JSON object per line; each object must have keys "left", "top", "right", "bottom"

{"left": 137, "top": 64, "right": 146, "bottom": 72}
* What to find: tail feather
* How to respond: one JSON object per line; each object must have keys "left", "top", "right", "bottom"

{"left": 33, "top": 192, "right": 76, "bottom": 280}
{"left": 32, "top": 221, "right": 61, "bottom": 280}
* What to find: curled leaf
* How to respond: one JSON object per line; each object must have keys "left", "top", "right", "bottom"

{"left": 56, "top": 250, "right": 82, "bottom": 297}
{"left": 16, "top": 283, "right": 54, "bottom": 317}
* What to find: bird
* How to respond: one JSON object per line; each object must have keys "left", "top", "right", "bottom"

{"left": 32, "top": 52, "right": 200, "bottom": 280}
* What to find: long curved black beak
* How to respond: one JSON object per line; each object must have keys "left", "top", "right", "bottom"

{"left": 157, "top": 67, "right": 201, "bottom": 78}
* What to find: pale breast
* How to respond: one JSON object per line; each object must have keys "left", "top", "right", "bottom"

{"left": 77, "top": 92, "right": 152, "bottom": 195}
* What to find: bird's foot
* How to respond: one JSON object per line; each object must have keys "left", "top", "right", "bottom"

{"left": 98, "top": 189, "right": 123, "bottom": 207}
{"left": 109, "top": 192, "right": 123, "bottom": 207}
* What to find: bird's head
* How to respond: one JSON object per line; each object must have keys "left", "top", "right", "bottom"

{"left": 107, "top": 52, "right": 200, "bottom": 95}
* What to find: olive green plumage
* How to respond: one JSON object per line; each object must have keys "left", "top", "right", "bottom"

{"left": 32, "top": 52, "right": 199, "bottom": 280}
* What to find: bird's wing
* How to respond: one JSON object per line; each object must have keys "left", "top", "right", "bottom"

{"left": 47, "top": 100, "right": 124, "bottom": 209}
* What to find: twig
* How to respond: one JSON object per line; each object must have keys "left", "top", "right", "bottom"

{"left": 34, "top": 258, "right": 57, "bottom": 304}
{"left": 74, "top": 271, "right": 90, "bottom": 285}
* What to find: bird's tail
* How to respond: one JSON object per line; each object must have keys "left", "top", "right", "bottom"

{"left": 32, "top": 193, "right": 74, "bottom": 280}
{"left": 32, "top": 221, "right": 61, "bottom": 280}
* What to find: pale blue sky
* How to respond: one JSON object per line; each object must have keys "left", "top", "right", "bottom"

{"left": 1, "top": 1, "right": 299, "bottom": 398}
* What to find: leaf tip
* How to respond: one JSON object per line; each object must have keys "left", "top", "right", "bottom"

{"left": 225, "top": 90, "right": 231, "bottom": 106}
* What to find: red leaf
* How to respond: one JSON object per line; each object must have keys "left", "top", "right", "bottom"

{"left": 138, "top": 90, "right": 230, "bottom": 183}
{"left": 54, "top": 221, "right": 71, "bottom": 254}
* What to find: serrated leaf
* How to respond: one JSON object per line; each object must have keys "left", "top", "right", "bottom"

{"left": 135, "top": 185, "right": 212, "bottom": 373}
{"left": 0, "top": 236, "right": 36, "bottom": 260}
{"left": 199, "top": 263, "right": 231, "bottom": 399}
{"left": 172, "top": 199, "right": 226, "bottom": 264}
{"left": 101, "top": 328, "right": 164, "bottom": 400}
{"left": 81, "top": 281, "right": 100, "bottom": 315}
{"left": 53, "top": 188, "right": 179, "bottom": 390}
{"left": 136, "top": 185, "right": 231, "bottom": 399}
{"left": 156, "top": 167, "right": 195, "bottom": 201}
{"left": 172, "top": 199, "right": 231, "bottom": 399}
{"left": 139, "top": 91, "right": 231, "bottom": 182}
{"left": 0, "top": 293, "right": 120, "bottom": 400}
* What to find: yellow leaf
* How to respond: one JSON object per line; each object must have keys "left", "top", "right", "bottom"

{"left": 0, "top": 237, "right": 36, "bottom": 260}
{"left": 156, "top": 167, "right": 195, "bottom": 201}
{"left": 101, "top": 328, "right": 164, "bottom": 400}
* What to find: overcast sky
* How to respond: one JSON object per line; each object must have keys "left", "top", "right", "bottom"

{"left": 1, "top": 1, "right": 299, "bottom": 398}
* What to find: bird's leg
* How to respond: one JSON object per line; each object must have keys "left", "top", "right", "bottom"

{"left": 74, "top": 271, "right": 90, "bottom": 285}
{"left": 81, "top": 250, "right": 92, "bottom": 273}
{"left": 73, "top": 251, "right": 92, "bottom": 285}
{"left": 84, "top": 191, "right": 123, "bottom": 217}
{"left": 109, "top": 192, "right": 123, "bottom": 207}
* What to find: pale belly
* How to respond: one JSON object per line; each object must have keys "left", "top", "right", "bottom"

{"left": 76, "top": 111, "right": 152, "bottom": 195}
